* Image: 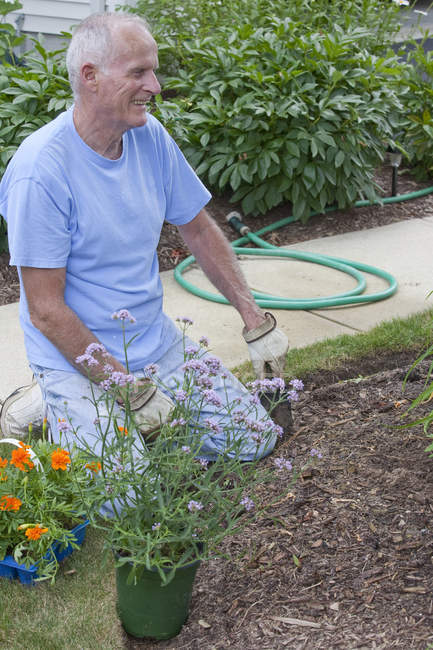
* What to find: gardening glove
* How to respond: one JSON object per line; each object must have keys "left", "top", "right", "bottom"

{"left": 243, "top": 312, "right": 289, "bottom": 380}
{"left": 117, "top": 378, "right": 174, "bottom": 440}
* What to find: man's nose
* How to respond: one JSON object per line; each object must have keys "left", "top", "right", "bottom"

{"left": 148, "top": 72, "right": 161, "bottom": 96}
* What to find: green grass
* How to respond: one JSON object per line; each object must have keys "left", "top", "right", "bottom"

{"left": 235, "top": 307, "right": 433, "bottom": 384}
{"left": 1, "top": 307, "right": 433, "bottom": 647}
{"left": 0, "top": 529, "right": 124, "bottom": 649}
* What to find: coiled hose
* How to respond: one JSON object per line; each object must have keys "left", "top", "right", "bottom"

{"left": 174, "top": 187, "right": 433, "bottom": 310}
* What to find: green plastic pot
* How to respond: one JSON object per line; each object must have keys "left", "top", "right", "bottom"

{"left": 115, "top": 558, "right": 201, "bottom": 640}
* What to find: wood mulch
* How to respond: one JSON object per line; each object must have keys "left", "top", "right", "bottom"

{"left": 2, "top": 164, "right": 433, "bottom": 647}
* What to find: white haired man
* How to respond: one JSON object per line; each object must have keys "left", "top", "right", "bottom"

{"left": 0, "top": 13, "right": 288, "bottom": 458}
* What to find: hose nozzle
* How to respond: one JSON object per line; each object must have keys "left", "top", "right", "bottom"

{"left": 226, "top": 211, "right": 250, "bottom": 236}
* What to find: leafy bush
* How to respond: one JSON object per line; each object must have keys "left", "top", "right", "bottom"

{"left": 395, "top": 38, "right": 433, "bottom": 180}
{"left": 0, "top": 33, "right": 72, "bottom": 252}
{"left": 155, "top": 20, "right": 404, "bottom": 218}
{"left": 131, "top": 0, "right": 401, "bottom": 75}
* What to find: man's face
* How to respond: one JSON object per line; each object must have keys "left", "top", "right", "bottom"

{"left": 94, "top": 23, "right": 161, "bottom": 132}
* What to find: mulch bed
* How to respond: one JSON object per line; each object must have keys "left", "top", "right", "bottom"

{"left": 125, "top": 352, "right": 433, "bottom": 649}
{"left": 2, "top": 164, "right": 433, "bottom": 647}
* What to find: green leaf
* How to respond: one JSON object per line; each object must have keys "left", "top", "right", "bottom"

{"left": 334, "top": 150, "right": 345, "bottom": 168}
{"left": 200, "top": 132, "right": 210, "bottom": 147}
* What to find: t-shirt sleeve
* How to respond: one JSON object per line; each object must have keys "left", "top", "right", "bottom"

{"left": 1, "top": 178, "right": 71, "bottom": 268}
{"left": 152, "top": 118, "right": 212, "bottom": 226}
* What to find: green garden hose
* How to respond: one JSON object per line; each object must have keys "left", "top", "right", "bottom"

{"left": 174, "top": 187, "right": 433, "bottom": 310}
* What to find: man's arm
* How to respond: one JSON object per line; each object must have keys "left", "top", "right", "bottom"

{"left": 20, "top": 266, "right": 127, "bottom": 381}
{"left": 177, "top": 208, "right": 267, "bottom": 331}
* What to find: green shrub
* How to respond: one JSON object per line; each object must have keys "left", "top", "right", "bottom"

{"left": 396, "top": 38, "right": 433, "bottom": 180}
{"left": 130, "top": 0, "right": 401, "bottom": 76}
{"left": 155, "top": 20, "right": 404, "bottom": 218}
{"left": 0, "top": 35, "right": 72, "bottom": 253}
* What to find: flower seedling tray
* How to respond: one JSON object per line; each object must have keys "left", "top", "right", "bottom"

{"left": 0, "top": 519, "right": 89, "bottom": 585}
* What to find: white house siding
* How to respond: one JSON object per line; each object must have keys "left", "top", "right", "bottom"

{"left": 6, "top": 0, "right": 137, "bottom": 49}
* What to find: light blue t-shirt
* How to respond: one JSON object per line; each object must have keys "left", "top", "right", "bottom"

{"left": 0, "top": 108, "right": 211, "bottom": 371}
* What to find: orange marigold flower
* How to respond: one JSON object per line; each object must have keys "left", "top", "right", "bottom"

{"left": 0, "top": 495, "right": 22, "bottom": 511}
{"left": 85, "top": 461, "right": 102, "bottom": 473}
{"left": 25, "top": 525, "right": 49, "bottom": 540}
{"left": 118, "top": 426, "right": 128, "bottom": 436}
{"left": 0, "top": 457, "right": 8, "bottom": 468}
{"left": 51, "top": 448, "right": 71, "bottom": 471}
{"left": 10, "top": 446, "right": 34, "bottom": 472}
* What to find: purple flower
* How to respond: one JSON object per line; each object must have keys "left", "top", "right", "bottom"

{"left": 290, "top": 378, "right": 304, "bottom": 391}
{"left": 274, "top": 457, "right": 293, "bottom": 471}
{"left": 249, "top": 393, "right": 261, "bottom": 406}
{"left": 203, "top": 418, "right": 223, "bottom": 435}
{"left": 310, "top": 448, "right": 323, "bottom": 459}
{"left": 58, "top": 419, "right": 71, "bottom": 433}
{"left": 185, "top": 345, "right": 199, "bottom": 357}
{"left": 85, "top": 342, "right": 107, "bottom": 356}
{"left": 111, "top": 309, "right": 136, "bottom": 324}
{"left": 75, "top": 353, "right": 99, "bottom": 367}
{"left": 202, "top": 389, "right": 223, "bottom": 407}
{"left": 181, "top": 445, "right": 191, "bottom": 453}
{"left": 99, "top": 378, "right": 112, "bottom": 392}
{"left": 248, "top": 377, "right": 285, "bottom": 393}
{"left": 143, "top": 363, "right": 159, "bottom": 377}
{"left": 188, "top": 500, "right": 203, "bottom": 512}
{"left": 170, "top": 418, "right": 187, "bottom": 427}
{"left": 177, "top": 316, "right": 193, "bottom": 325}
{"left": 204, "top": 356, "right": 222, "bottom": 374}
{"left": 197, "top": 376, "right": 213, "bottom": 390}
{"left": 199, "top": 336, "right": 209, "bottom": 347}
{"left": 272, "top": 423, "right": 284, "bottom": 439}
{"left": 233, "top": 412, "right": 247, "bottom": 425}
{"left": 174, "top": 389, "right": 188, "bottom": 403}
{"left": 110, "top": 371, "right": 135, "bottom": 387}
{"left": 287, "top": 389, "right": 300, "bottom": 402}
{"left": 152, "top": 522, "right": 161, "bottom": 531}
{"left": 240, "top": 496, "right": 255, "bottom": 511}
{"left": 251, "top": 433, "right": 264, "bottom": 444}
{"left": 198, "top": 458, "right": 209, "bottom": 469}
{"left": 103, "top": 364, "right": 114, "bottom": 374}
{"left": 182, "top": 359, "right": 209, "bottom": 376}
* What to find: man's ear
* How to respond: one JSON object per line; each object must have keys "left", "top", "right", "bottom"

{"left": 80, "top": 63, "right": 98, "bottom": 92}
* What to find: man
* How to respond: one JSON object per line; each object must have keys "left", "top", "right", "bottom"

{"left": 0, "top": 12, "right": 288, "bottom": 460}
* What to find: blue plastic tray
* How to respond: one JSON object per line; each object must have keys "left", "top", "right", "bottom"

{"left": 0, "top": 519, "right": 89, "bottom": 584}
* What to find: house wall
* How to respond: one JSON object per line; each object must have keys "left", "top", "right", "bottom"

{"left": 6, "top": 0, "right": 137, "bottom": 50}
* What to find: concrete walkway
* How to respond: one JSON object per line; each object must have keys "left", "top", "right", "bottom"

{"left": 1, "top": 216, "right": 433, "bottom": 400}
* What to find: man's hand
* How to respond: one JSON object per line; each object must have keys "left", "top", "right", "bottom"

{"left": 243, "top": 312, "right": 289, "bottom": 380}
{"left": 118, "top": 379, "right": 174, "bottom": 439}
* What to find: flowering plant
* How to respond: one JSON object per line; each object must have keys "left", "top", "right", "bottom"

{"left": 68, "top": 314, "right": 317, "bottom": 585}
{"left": 0, "top": 430, "right": 90, "bottom": 582}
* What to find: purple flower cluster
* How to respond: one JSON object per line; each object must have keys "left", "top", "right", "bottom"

{"left": 310, "top": 448, "right": 323, "bottom": 459}
{"left": 202, "top": 389, "right": 223, "bottom": 408}
{"left": 181, "top": 445, "right": 191, "bottom": 453}
{"left": 111, "top": 309, "right": 137, "bottom": 324}
{"left": 170, "top": 417, "right": 187, "bottom": 428}
{"left": 58, "top": 419, "right": 71, "bottom": 433}
{"left": 240, "top": 496, "right": 255, "bottom": 511}
{"left": 76, "top": 342, "right": 110, "bottom": 368}
{"left": 174, "top": 389, "right": 188, "bottom": 403}
{"left": 188, "top": 500, "right": 203, "bottom": 512}
{"left": 100, "top": 371, "right": 135, "bottom": 392}
{"left": 273, "top": 457, "right": 293, "bottom": 471}
{"left": 185, "top": 345, "right": 199, "bottom": 357}
{"left": 143, "top": 363, "right": 159, "bottom": 377}
{"left": 177, "top": 316, "right": 193, "bottom": 326}
{"left": 203, "top": 418, "right": 223, "bottom": 435}
{"left": 152, "top": 522, "right": 161, "bottom": 531}
{"left": 247, "top": 377, "right": 285, "bottom": 393}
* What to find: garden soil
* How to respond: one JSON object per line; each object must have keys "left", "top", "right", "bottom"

{"left": 2, "top": 165, "right": 433, "bottom": 647}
